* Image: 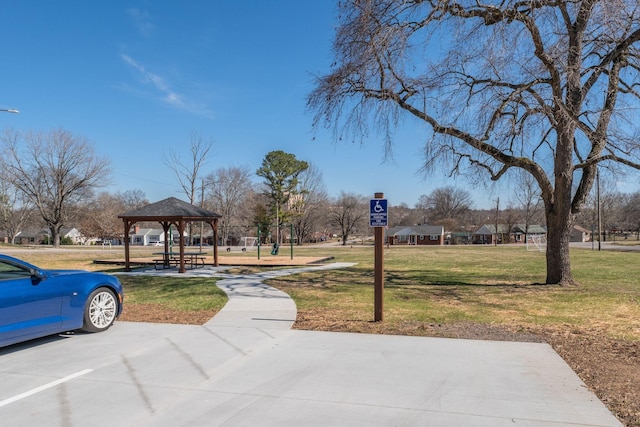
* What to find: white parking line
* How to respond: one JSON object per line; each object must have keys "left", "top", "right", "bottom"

{"left": 0, "top": 369, "right": 94, "bottom": 408}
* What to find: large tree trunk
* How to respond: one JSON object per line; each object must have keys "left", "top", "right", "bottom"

{"left": 49, "top": 224, "right": 62, "bottom": 248}
{"left": 545, "top": 204, "right": 576, "bottom": 286}
{"left": 544, "top": 115, "right": 579, "bottom": 286}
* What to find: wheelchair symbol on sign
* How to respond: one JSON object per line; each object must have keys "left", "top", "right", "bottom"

{"left": 373, "top": 201, "right": 384, "bottom": 213}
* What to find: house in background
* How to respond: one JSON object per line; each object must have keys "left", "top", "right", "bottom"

{"left": 15, "top": 229, "right": 48, "bottom": 245}
{"left": 128, "top": 225, "right": 191, "bottom": 246}
{"left": 385, "top": 225, "right": 445, "bottom": 246}
{"left": 449, "top": 231, "right": 472, "bottom": 245}
{"left": 13, "top": 227, "right": 83, "bottom": 245}
{"left": 60, "top": 227, "right": 84, "bottom": 244}
{"left": 129, "top": 227, "right": 164, "bottom": 246}
{"left": 191, "top": 229, "right": 215, "bottom": 246}
{"left": 510, "top": 224, "right": 547, "bottom": 244}
{"left": 472, "top": 224, "right": 507, "bottom": 244}
{"left": 472, "top": 224, "right": 547, "bottom": 244}
{"left": 570, "top": 225, "right": 591, "bottom": 242}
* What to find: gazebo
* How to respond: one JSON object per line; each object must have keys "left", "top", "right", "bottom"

{"left": 118, "top": 197, "right": 222, "bottom": 273}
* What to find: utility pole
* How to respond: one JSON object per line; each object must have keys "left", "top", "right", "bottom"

{"left": 597, "top": 168, "right": 602, "bottom": 251}
{"left": 494, "top": 197, "right": 500, "bottom": 246}
{"left": 200, "top": 178, "right": 204, "bottom": 252}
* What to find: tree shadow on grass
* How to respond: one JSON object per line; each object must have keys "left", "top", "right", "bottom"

{"left": 276, "top": 268, "right": 552, "bottom": 290}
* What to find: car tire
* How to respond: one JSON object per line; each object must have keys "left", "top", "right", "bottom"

{"left": 82, "top": 287, "right": 118, "bottom": 333}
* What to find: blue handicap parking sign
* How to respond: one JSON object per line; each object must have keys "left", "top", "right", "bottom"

{"left": 369, "top": 199, "right": 388, "bottom": 227}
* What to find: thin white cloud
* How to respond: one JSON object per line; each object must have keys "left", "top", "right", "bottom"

{"left": 126, "top": 8, "right": 155, "bottom": 38}
{"left": 120, "top": 54, "right": 214, "bottom": 118}
{"left": 121, "top": 54, "right": 186, "bottom": 108}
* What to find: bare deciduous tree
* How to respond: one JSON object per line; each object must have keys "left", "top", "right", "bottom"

{"left": 289, "top": 164, "right": 329, "bottom": 244}
{"left": 330, "top": 192, "right": 367, "bottom": 245}
{"left": 309, "top": 1, "right": 640, "bottom": 285}
{"left": 390, "top": 202, "right": 422, "bottom": 227}
{"left": 0, "top": 180, "right": 33, "bottom": 244}
{"left": 79, "top": 190, "right": 148, "bottom": 243}
{"left": 623, "top": 192, "right": 640, "bottom": 239}
{"left": 166, "top": 131, "right": 213, "bottom": 204}
{"left": 0, "top": 128, "right": 110, "bottom": 247}
{"left": 513, "top": 171, "right": 544, "bottom": 242}
{"left": 599, "top": 189, "right": 627, "bottom": 239}
{"left": 119, "top": 189, "right": 149, "bottom": 211}
{"left": 205, "top": 165, "right": 254, "bottom": 245}
{"left": 79, "top": 192, "right": 126, "bottom": 243}
{"left": 166, "top": 131, "right": 213, "bottom": 245}
{"left": 420, "top": 186, "right": 472, "bottom": 223}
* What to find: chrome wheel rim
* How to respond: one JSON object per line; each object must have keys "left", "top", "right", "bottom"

{"left": 89, "top": 291, "right": 116, "bottom": 328}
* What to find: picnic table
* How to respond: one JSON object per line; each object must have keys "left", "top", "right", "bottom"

{"left": 152, "top": 251, "right": 207, "bottom": 270}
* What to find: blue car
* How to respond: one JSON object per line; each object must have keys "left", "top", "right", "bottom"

{"left": 0, "top": 253, "right": 124, "bottom": 347}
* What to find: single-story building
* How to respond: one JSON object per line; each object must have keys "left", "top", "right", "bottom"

{"left": 15, "top": 229, "right": 48, "bottom": 245}
{"left": 60, "top": 227, "right": 84, "bottom": 244}
{"left": 14, "top": 227, "right": 83, "bottom": 245}
{"left": 385, "top": 225, "right": 445, "bottom": 246}
{"left": 128, "top": 226, "right": 190, "bottom": 246}
{"left": 472, "top": 224, "right": 547, "bottom": 244}
{"left": 448, "top": 231, "right": 472, "bottom": 245}
{"left": 570, "top": 225, "right": 591, "bottom": 242}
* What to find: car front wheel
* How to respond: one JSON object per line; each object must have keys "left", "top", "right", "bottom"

{"left": 82, "top": 287, "right": 118, "bottom": 332}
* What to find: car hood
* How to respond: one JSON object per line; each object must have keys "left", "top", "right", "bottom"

{"left": 47, "top": 269, "right": 91, "bottom": 276}
{"left": 46, "top": 270, "right": 114, "bottom": 280}
{"left": 44, "top": 270, "right": 122, "bottom": 290}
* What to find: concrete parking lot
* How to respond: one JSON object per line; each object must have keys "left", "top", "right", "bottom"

{"left": 0, "top": 264, "right": 623, "bottom": 426}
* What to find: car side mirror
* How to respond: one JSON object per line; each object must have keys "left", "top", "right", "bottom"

{"left": 30, "top": 269, "right": 46, "bottom": 281}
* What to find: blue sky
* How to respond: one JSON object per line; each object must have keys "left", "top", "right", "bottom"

{"left": 1, "top": 1, "right": 526, "bottom": 210}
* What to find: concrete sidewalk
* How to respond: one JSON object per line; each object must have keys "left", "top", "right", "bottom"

{"left": 131, "top": 264, "right": 621, "bottom": 426}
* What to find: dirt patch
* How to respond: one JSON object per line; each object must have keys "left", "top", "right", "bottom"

{"left": 119, "top": 303, "right": 218, "bottom": 325}
{"left": 536, "top": 325, "right": 640, "bottom": 426}
{"left": 120, "top": 305, "right": 639, "bottom": 426}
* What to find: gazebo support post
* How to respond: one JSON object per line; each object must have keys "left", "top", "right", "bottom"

{"left": 160, "top": 222, "right": 170, "bottom": 253}
{"left": 209, "top": 220, "right": 219, "bottom": 266}
{"left": 177, "top": 220, "right": 186, "bottom": 273}
{"left": 123, "top": 220, "right": 132, "bottom": 272}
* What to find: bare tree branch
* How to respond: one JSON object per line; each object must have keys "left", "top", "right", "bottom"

{"left": 0, "top": 128, "right": 110, "bottom": 246}
{"left": 308, "top": 0, "right": 640, "bottom": 285}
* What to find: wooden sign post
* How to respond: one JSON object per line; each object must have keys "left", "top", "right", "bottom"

{"left": 370, "top": 192, "right": 387, "bottom": 322}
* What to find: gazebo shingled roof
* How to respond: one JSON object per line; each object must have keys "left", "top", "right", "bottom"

{"left": 119, "top": 196, "right": 222, "bottom": 220}
{"left": 118, "top": 197, "right": 222, "bottom": 273}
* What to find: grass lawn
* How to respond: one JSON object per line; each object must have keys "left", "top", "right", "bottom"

{"left": 116, "top": 275, "right": 227, "bottom": 324}
{"left": 6, "top": 243, "right": 638, "bottom": 339}
{"left": 263, "top": 245, "right": 640, "bottom": 341}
